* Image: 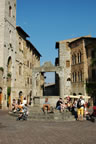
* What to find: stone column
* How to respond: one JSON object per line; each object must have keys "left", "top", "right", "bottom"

{"left": 2, "top": 86, "right": 7, "bottom": 110}
{"left": 57, "top": 70, "right": 64, "bottom": 99}
{"left": 32, "top": 72, "right": 40, "bottom": 96}
{"left": 32, "top": 72, "right": 36, "bottom": 98}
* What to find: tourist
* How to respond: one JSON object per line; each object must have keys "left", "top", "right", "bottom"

{"left": 72, "top": 99, "right": 77, "bottom": 112}
{"left": 67, "top": 101, "right": 72, "bottom": 112}
{"left": 12, "top": 99, "right": 18, "bottom": 112}
{"left": 42, "top": 98, "right": 50, "bottom": 113}
{"left": 60, "top": 100, "right": 66, "bottom": 112}
{"left": 77, "top": 96, "right": 85, "bottom": 121}
{"left": 56, "top": 98, "right": 63, "bottom": 112}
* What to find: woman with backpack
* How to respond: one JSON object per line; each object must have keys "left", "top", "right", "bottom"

{"left": 77, "top": 96, "right": 85, "bottom": 121}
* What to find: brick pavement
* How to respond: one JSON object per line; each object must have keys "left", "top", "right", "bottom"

{"left": 0, "top": 110, "right": 96, "bottom": 144}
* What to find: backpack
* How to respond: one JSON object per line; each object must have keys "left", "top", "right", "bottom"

{"left": 77, "top": 99, "right": 81, "bottom": 108}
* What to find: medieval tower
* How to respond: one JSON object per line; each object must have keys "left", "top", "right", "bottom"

{"left": 0, "top": 0, "right": 16, "bottom": 108}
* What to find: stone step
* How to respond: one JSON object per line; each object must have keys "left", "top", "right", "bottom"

{"left": 9, "top": 106, "right": 76, "bottom": 122}
{"left": 28, "top": 107, "right": 75, "bottom": 121}
{"left": 28, "top": 114, "right": 75, "bottom": 121}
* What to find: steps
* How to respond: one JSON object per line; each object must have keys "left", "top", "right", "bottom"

{"left": 28, "top": 106, "right": 76, "bottom": 122}
{"left": 9, "top": 106, "right": 76, "bottom": 122}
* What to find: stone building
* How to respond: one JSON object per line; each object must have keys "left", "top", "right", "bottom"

{"left": 56, "top": 35, "right": 96, "bottom": 102}
{"left": 14, "top": 26, "right": 42, "bottom": 104}
{"left": 0, "top": 0, "right": 17, "bottom": 109}
{"left": 69, "top": 37, "right": 96, "bottom": 102}
{"left": 0, "top": 0, "right": 43, "bottom": 109}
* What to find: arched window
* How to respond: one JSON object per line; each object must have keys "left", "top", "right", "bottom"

{"left": 78, "top": 52, "right": 82, "bottom": 63}
{"left": 67, "top": 78, "right": 71, "bottom": 81}
{"left": 9, "top": 6, "right": 12, "bottom": 17}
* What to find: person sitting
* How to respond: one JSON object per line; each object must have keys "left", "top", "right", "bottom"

{"left": 56, "top": 98, "right": 63, "bottom": 112}
{"left": 12, "top": 99, "right": 18, "bottom": 113}
{"left": 42, "top": 98, "right": 50, "bottom": 113}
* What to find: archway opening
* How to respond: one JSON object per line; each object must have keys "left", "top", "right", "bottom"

{"left": 43, "top": 72, "right": 59, "bottom": 96}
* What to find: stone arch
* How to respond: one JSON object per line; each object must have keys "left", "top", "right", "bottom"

{"left": 32, "top": 61, "right": 64, "bottom": 98}
{"left": 67, "top": 78, "right": 71, "bottom": 81}
{"left": 7, "top": 57, "right": 12, "bottom": 108}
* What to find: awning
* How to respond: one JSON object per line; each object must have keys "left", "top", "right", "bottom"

{"left": 64, "top": 95, "right": 91, "bottom": 99}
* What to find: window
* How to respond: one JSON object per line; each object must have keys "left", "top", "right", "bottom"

{"left": 73, "top": 93, "right": 76, "bottom": 96}
{"left": 72, "top": 55, "right": 74, "bottom": 65}
{"left": 78, "top": 71, "right": 82, "bottom": 82}
{"left": 30, "top": 63, "right": 32, "bottom": 69}
{"left": 66, "top": 60, "right": 70, "bottom": 67}
{"left": 30, "top": 78, "right": 32, "bottom": 85}
{"left": 79, "top": 71, "right": 82, "bottom": 82}
{"left": 9, "top": 6, "right": 12, "bottom": 17}
{"left": 72, "top": 54, "right": 76, "bottom": 65}
{"left": 67, "top": 78, "right": 71, "bottom": 81}
{"left": 91, "top": 50, "right": 96, "bottom": 58}
{"left": 19, "top": 65, "right": 22, "bottom": 75}
{"left": 72, "top": 72, "right": 77, "bottom": 82}
{"left": 19, "top": 42, "right": 21, "bottom": 50}
{"left": 72, "top": 73, "right": 74, "bottom": 82}
{"left": 92, "top": 69, "right": 96, "bottom": 81}
{"left": 9, "top": 30, "right": 11, "bottom": 43}
{"left": 27, "top": 61, "right": 29, "bottom": 67}
{"left": 74, "top": 54, "right": 76, "bottom": 64}
{"left": 27, "top": 77, "right": 29, "bottom": 84}
{"left": 19, "top": 37, "right": 23, "bottom": 51}
{"left": 78, "top": 52, "right": 81, "bottom": 63}
{"left": 75, "top": 72, "right": 77, "bottom": 82}
{"left": 78, "top": 72, "right": 80, "bottom": 82}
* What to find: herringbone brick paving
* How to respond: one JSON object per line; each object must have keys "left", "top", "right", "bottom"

{"left": 0, "top": 110, "right": 96, "bottom": 144}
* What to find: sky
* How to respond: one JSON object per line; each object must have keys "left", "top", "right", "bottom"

{"left": 16, "top": 0, "right": 96, "bottom": 83}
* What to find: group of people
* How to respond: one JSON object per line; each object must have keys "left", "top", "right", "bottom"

{"left": 11, "top": 97, "right": 29, "bottom": 120}
{"left": 11, "top": 96, "right": 92, "bottom": 122}
{"left": 42, "top": 96, "right": 90, "bottom": 121}
{"left": 12, "top": 97, "right": 27, "bottom": 112}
